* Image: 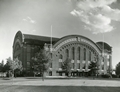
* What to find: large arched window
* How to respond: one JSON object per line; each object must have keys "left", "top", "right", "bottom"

{"left": 77, "top": 47, "right": 80, "bottom": 60}
{"left": 72, "top": 47, "right": 75, "bottom": 60}
{"left": 89, "top": 51, "right": 91, "bottom": 61}
{"left": 84, "top": 48, "right": 86, "bottom": 60}
{"left": 50, "top": 53, "right": 52, "bottom": 59}
{"left": 66, "top": 49, "right": 69, "bottom": 58}
{"left": 59, "top": 54, "right": 63, "bottom": 59}
{"left": 59, "top": 54, "right": 63, "bottom": 68}
{"left": 96, "top": 55, "right": 99, "bottom": 62}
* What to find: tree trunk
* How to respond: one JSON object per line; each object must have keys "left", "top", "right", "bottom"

{"left": 12, "top": 69, "right": 14, "bottom": 78}
{"left": 42, "top": 72, "right": 44, "bottom": 81}
{"left": 34, "top": 72, "right": 35, "bottom": 77}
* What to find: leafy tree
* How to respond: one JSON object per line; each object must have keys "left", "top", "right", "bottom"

{"left": 4, "top": 57, "right": 23, "bottom": 77}
{"left": 13, "top": 58, "right": 23, "bottom": 77}
{"left": 0, "top": 60, "right": 4, "bottom": 72}
{"left": 0, "top": 63, "right": 3, "bottom": 72}
{"left": 89, "top": 61, "right": 99, "bottom": 78}
{"left": 2, "top": 63, "right": 10, "bottom": 72}
{"left": 30, "top": 58, "right": 39, "bottom": 77}
{"left": 115, "top": 62, "right": 120, "bottom": 77}
{"left": 32, "top": 49, "right": 50, "bottom": 81}
{"left": 62, "top": 58, "right": 72, "bottom": 77}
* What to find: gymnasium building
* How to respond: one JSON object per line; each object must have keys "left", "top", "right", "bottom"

{"left": 13, "top": 31, "right": 112, "bottom": 76}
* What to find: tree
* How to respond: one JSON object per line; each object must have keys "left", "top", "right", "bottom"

{"left": 62, "top": 58, "right": 72, "bottom": 77}
{"left": 0, "top": 62, "right": 4, "bottom": 72}
{"left": 13, "top": 58, "right": 23, "bottom": 77}
{"left": 0, "top": 62, "right": 4, "bottom": 77}
{"left": 89, "top": 61, "right": 99, "bottom": 78}
{"left": 32, "top": 49, "right": 50, "bottom": 81}
{"left": 4, "top": 57, "right": 23, "bottom": 77}
{"left": 115, "top": 62, "right": 120, "bottom": 77}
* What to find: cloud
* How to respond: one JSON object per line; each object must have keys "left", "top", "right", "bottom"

{"left": 23, "top": 16, "right": 36, "bottom": 23}
{"left": 32, "top": 29, "right": 36, "bottom": 32}
{"left": 71, "top": 0, "right": 120, "bottom": 34}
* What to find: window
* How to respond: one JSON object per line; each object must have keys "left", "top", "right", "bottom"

{"left": 50, "top": 53, "right": 52, "bottom": 59}
{"left": 27, "top": 45, "right": 31, "bottom": 52}
{"left": 72, "top": 63, "right": 74, "bottom": 69}
{"left": 89, "top": 51, "right": 91, "bottom": 61}
{"left": 84, "top": 48, "right": 86, "bottom": 60}
{"left": 78, "top": 63, "right": 80, "bottom": 69}
{"left": 66, "top": 49, "right": 69, "bottom": 58}
{"left": 59, "top": 54, "right": 63, "bottom": 68}
{"left": 77, "top": 47, "right": 80, "bottom": 60}
{"left": 96, "top": 55, "right": 99, "bottom": 62}
{"left": 50, "top": 63, "right": 52, "bottom": 68}
{"left": 102, "top": 64, "right": 104, "bottom": 70}
{"left": 15, "top": 44, "right": 20, "bottom": 51}
{"left": 27, "top": 62, "right": 30, "bottom": 69}
{"left": 27, "top": 53, "right": 31, "bottom": 61}
{"left": 83, "top": 65, "right": 85, "bottom": 69}
{"left": 59, "top": 54, "right": 63, "bottom": 59}
{"left": 49, "top": 71, "right": 52, "bottom": 76}
{"left": 72, "top": 47, "right": 75, "bottom": 60}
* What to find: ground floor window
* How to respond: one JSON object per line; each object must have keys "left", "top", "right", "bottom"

{"left": 49, "top": 71, "right": 52, "bottom": 76}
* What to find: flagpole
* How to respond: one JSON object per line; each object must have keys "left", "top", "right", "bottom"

{"left": 51, "top": 25, "right": 52, "bottom": 52}
{"left": 102, "top": 33, "right": 104, "bottom": 56}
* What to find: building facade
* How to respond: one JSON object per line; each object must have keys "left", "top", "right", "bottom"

{"left": 13, "top": 31, "right": 112, "bottom": 76}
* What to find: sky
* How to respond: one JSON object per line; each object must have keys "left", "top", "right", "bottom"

{"left": 0, "top": 0, "right": 120, "bottom": 69}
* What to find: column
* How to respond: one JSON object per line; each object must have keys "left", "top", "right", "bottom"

{"left": 109, "top": 54, "right": 112, "bottom": 73}
{"left": 80, "top": 47, "right": 83, "bottom": 71}
{"left": 74, "top": 47, "right": 77, "bottom": 70}
{"left": 52, "top": 52, "right": 59, "bottom": 76}
{"left": 104, "top": 55, "right": 107, "bottom": 74}
{"left": 85, "top": 49, "right": 89, "bottom": 71}
{"left": 23, "top": 45, "right": 27, "bottom": 70}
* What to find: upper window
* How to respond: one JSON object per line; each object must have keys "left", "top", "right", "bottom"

{"left": 72, "top": 47, "right": 75, "bottom": 60}
{"left": 84, "top": 48, "right": 86, "bottom": 60}
{"left": 77, "top": 47, "right": 80, "bottom": 60}
{"left": 50, "top": 53, "right": 52, "bottom": 59}
{"left": 66, "top": 49, "right": 69, "bottom": 58}
{"left": 89, "top": 51, "right": 91, "bottom": 61}
{"left": 27, "top": 45, "right": 31, "bottom": 52}
{"left": 59, "top": 54, "right": 63, "bottom": 59}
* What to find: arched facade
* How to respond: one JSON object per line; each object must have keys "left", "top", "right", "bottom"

{"left": 51, "top": 35, "right": 104, "bottom": 76}
{"left": 13, "top": 31, "right": 112, "bottom": 76}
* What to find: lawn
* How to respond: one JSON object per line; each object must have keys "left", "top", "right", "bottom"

{"left": 0, "top": 86, "right": 120, "bottom": 92}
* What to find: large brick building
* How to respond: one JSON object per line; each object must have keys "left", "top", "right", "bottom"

{"left": 13, "top": 31, "right": 112, "bottom": 76}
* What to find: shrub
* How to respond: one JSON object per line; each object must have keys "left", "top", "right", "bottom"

{"left": 111, "top": 74, "right": 117, "bottom": 78}
{"left": 101, "top": 73, "right": 112, "bottom": 78}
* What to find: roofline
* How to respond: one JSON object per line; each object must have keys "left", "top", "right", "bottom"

{"left": 53, "top": 34, "right": 102, "bottom": 52}
{"left": 53, "top": 34, "right": 102, "bottom": 53}
{"left": 13, "top": 31, "right": 23, "bottom": 48}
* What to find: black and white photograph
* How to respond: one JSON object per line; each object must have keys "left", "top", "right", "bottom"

{"left": 0, "top": 0, "right": 120, "bottom": 92}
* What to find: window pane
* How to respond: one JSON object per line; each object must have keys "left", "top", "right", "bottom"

{"left": 27, "top": 53, "right": 31, "bottom": 61}
{"left": 84, "top": 48, "right": 86, "bottom": 60}
{"left": 72, "top": 47, "right": 75, "bottom": 60}
{"left": 27, "top": 45, "right": 31, "bottom": 52}
{"left": 66, "top": 49, "right": 69, "bottom": 58}
{"left": 77, "top": 47, "right": 80, "bottom": 60}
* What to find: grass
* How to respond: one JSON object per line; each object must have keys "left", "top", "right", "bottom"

{"left": 0, "top": 86, "right": 120, "bottom": 92}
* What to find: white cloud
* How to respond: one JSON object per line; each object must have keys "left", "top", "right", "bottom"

{"left": 32, "top": 29, "right": 36, "bottom": 32}
{"left": 23, "top": 16, "right": 36, "bottom": 24}
{"left": 71, "top": 0, "right": 120, "bottom": 34}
